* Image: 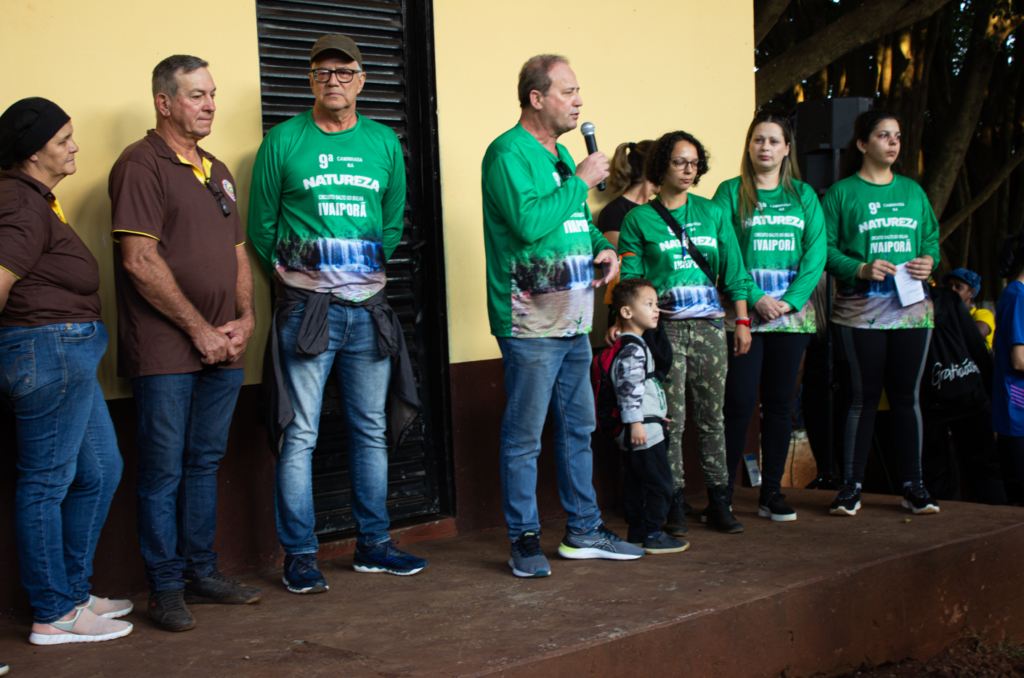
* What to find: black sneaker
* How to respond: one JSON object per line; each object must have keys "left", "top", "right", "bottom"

{"left": 829, "top": 484, "right": 862, "bottom": 516}
{"left": 184, "top": 569, "right": 262, "bottom": 604}
{"left": 699, "top": 503, "right": 732, "bottom": 524}
{"left": 664, "top": 488, "right": 689, "bottom": 536}
{"left": 148, "top": 589, "right": 196, "bottom": 632}
{"left": 758, "top": 492, "right": 797, "bottom": 522}
{"left": 642, "top": 530, "right": 690, "bottom": 554}
{"left": 283, "top": 554, "right": 329, "bottom": 594}
{"left": 902, "top": 482, "right": 940, "bottom": 514}
{"left": 705, "top": 486, "right": 744, "bottom": 534}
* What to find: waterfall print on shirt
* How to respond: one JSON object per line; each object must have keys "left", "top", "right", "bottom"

{"left": 510, "top": 231, "right": 594, "bottom": 337}
{"left": 275, "top": 231, "right": 385, "bottom": 303}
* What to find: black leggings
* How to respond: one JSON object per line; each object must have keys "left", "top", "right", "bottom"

{"left": 834, "top": 326, "right": 931, "bottom": 485}
{"left": 724, "top": 332, "right": 810, "bottom": 497}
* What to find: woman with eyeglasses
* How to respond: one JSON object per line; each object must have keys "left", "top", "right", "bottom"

{"left": 711, "top": 111, "right": 826, "bottom": 523}
{"left": 0, "top": 98, "right": 132, "bottom": 645}
{"left": 823, "top": 109, "right": 940, "bottom": 517}
{"left": 614, "top": 130, "right": 752, "bottom": 536}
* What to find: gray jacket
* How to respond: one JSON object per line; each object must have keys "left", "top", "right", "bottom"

{"left": 611, "top": 333, "right": 667, "bottom": 451}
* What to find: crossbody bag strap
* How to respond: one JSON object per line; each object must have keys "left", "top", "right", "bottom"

{"left": 649, "top": 199, "right": 716, "bottom": 286}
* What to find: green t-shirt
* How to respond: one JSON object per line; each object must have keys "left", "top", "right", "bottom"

{"left": 481, "top": 123, "right": 612, "bottom": 338}
{"left": 823, "top": 173, "right": 939, "bottom": 330}
{"left": 248, "top": 111, "right": 405, "bottom": 302}
{"left": 618, "top": 194, "right": 748, "bottom": 320}
{"left": 711, "top": 176, "right": 826, "bottom": 333}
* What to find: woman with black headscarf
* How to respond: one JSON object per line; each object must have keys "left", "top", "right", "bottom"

{"left": 0, "top": 98, "right": 131, "bottom": 645}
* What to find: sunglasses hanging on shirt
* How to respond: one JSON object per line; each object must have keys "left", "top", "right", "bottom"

{"left": 204, "top": 177, "right": 231, "bottom": 217}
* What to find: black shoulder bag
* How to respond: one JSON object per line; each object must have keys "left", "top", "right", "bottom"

{"left": 648, "top": 199, "right": 716, "bottom": 285}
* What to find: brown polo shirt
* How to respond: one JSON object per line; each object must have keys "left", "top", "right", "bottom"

{"left": 0, "top": 170, "right": 102, "bottom": 328}
{"left": 109, "top": 130, "right": 246, "bottom": 378}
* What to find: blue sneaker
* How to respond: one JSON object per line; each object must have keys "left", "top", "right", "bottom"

{"left": 282, "top": 554, "right": 328, "bottom": 594}
{"left": 353, "top": 540, "right": 428, "bottom": 576}
{"left": 509, "top": 530, "right": 551, "bottom": 578}
{"left": 557, "top": 523, "right": 644, "bottom": 561}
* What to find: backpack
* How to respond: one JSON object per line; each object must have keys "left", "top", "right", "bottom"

{"left": 591, "top": 334, "right": 650, "bottom": 437}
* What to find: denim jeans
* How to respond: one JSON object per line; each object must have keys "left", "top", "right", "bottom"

{"left": 0, "top": 321, "right": 122, "bottom": 623}
{"left": 132, "top": 367, "right": 244, "bottom": 592}
{"left": 496, "top": 335, "right": 602, "bottom": 540}
{"left": 276, "top": 304, "right": 391, "bottom": 552}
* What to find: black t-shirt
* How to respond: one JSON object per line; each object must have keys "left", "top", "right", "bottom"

{"left": 597, "top": 195, "right": 639, "bottom": 234}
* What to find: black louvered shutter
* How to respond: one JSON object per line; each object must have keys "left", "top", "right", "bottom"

{"left": 255, "top": 0, "right": 451, "bottom": 536}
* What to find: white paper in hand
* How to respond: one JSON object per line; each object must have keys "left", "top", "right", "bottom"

{"left": 894, "top": 262, "right": 925, "bottom": 307}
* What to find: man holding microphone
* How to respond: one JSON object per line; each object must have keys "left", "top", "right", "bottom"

{"left": 481, "top": 54, "right": 643, "bottom": 578}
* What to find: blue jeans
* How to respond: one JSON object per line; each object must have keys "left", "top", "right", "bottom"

{"left": 132, "top": 367, "right": 244, "bottom": 592}
{"left": 0, "top": 322, "right": 122, "bottom": 623}
{"left": 276, "top": 304, "right": 391, "bottom": 552}
{"left": 496, "top": 335, "right": 602, "bottom": 540}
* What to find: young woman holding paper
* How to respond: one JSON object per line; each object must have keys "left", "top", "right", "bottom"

{"left": 822, "top": 109, "right": 940, "bottom": 517}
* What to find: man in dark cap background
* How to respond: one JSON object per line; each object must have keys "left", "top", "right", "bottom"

{"left": 108, "top": 55, "right": 259, "bottom": 632}
{"left": 248, "top": 34, "right": 427, "bottom": 594}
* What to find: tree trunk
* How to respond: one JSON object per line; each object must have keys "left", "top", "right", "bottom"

{"left": 755, "top": 0, "right": 794, "bottom": 47}
{"left": 923, "top": 8, "right": 1022, "bottom": 218}
{"left": 939, "top": 151, "right": 1024, "bottom": 242}
{"left": 755, "top": 0, "right": 955, "bottom": 106}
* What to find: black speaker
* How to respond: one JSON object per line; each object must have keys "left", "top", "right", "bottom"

{"left": 794, "top": 97, "right": 873, "bottom": 193}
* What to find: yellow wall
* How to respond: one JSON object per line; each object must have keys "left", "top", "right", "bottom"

{"left": 433, "top": 0, "right": 756, "bottom": 364}
{"left": 0, "top": 0, "right": 269, "bottom": 399}
{"left": 2, "top": 0, "right": 755, "bottom": 393}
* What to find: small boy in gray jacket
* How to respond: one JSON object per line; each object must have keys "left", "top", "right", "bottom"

{"left": 610, "top": 279, "right": 689, "bottom": 554}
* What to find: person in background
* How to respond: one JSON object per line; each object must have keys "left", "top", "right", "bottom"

{"left": 920, "top": 282, "right": 1005, "bottom": 504}
{"left": 943, "top": 268, "right": 993, "bottom": 351}
{"left": 598, "top": 140, "right": 657, "bottom": 322}
{"left": 0, "top": 98, "right": 131, "bottom": 645}
{"left": 992, "top": 231, "right": 1024, "bottom": 492}
{"left": 481, "top": 54, "right": 641, "bottom": 579}
{"left": 110, "top": 55, "right": 261, "bottom": 632}
{"left": 712, "top": 111, "right": 826, "bottom": 523}
{"left": 615, "top": 129, "right": 752, "bottom": 536}
{"left": 823, "top": 109, "right": 940, "bottom": 517}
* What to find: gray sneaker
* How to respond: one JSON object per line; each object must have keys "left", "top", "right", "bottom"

{"left": 509, "top": 531, "right": 551, "bottom": 578}
{"left": 557, "top": 523, "right": 644, "bottom": 561}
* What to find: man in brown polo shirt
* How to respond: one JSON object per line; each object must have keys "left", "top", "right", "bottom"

{"left": 109, "top": 54, "right": 260, "bottom": 633}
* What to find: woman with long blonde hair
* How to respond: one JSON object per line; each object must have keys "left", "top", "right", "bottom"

{"left": 711, "top": 110, "right": 826, "bottom": 523}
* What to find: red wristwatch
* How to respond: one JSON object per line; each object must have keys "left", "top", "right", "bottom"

{"left": 735, "top": 317, "right": 751, "bottom": 328}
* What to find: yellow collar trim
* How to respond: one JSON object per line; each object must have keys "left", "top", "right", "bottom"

{"left": 176, "top": 154, "right": 214, "bottom": 185}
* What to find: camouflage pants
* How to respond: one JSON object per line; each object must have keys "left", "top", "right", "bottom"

{"left": 663, "top": 319, "right": 729, "bottom": 489}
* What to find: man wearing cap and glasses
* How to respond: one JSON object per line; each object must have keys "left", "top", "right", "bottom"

{"left": 480, "top": 54, "right": 642, "bottom": 579}
{"left": 249, "top": 34, "right": 426, "bottom": 594}
{"left": 109, "top": 54, "right": 260, "bottom": 632}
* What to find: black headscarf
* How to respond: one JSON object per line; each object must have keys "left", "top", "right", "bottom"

{"left": 0, "top": 98, "right": 70, "bottom": 169}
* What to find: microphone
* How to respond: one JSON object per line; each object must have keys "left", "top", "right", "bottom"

{"left": 580, "top": 121, "right": 605, "bottom": 191}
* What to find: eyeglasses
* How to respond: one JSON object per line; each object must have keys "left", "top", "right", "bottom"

{"left": 310, "top": 68, "right": 362, "bottom": 83}
{"left": 555, "top": 160, "right": 573, "bottom": 182}
{"left": 205, "top": 179, "right": 231, "bottom": 217}
{"left": 670, "top": 157, "right": 700, "bottom": 171}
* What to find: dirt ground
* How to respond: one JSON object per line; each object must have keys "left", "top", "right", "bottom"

{"left": 832, "top": 636, "right": 1024, "bottom": 678}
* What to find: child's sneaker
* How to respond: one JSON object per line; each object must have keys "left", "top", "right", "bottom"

{"left": 902, "top": 482, "right": 940, "bottom": 514}
{"left": 758, "top": 492, "right": 797, "bottom": 522}
{"left": 508, "top": 531, "right": 551, "bottom": 578}
{"left": 626, "top": 525, "right": 646, "bottom": 546}
{"left": 558, "top": 523, "right": 644, "bottom": 560}
{"left": 354, "top": 540, "right": 428, "bottom": 576}
{"left": 829, "top": 484, "right": 862, "bottom": 516}
{"left": 642, "top": 530, "right": 690, "bottom": 554}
